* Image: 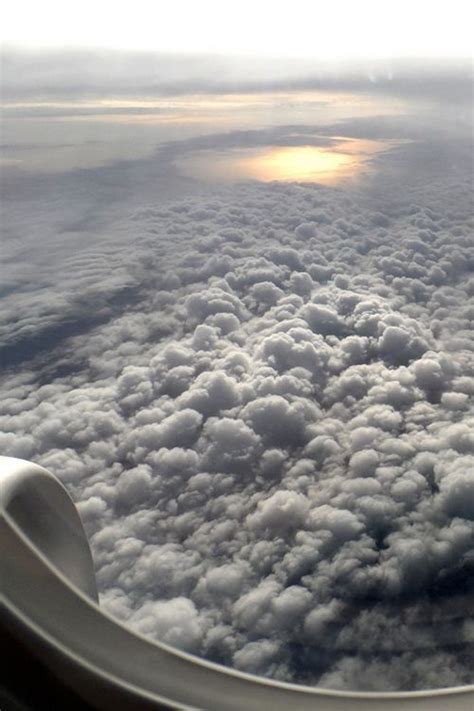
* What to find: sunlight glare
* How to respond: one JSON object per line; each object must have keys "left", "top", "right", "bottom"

{"left": 244, "top": 146, "right": 353, "bottom": 182}
{"left": 178, "top": 138, "right": 397, "bottom": 186}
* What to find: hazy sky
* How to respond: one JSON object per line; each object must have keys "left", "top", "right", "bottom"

{"left": 3, "top": 0, "right": 473, "bottom": 57}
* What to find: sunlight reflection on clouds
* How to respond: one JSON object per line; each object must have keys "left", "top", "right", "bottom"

{"left": 177, "top": 139, "right": 402, "bottom": 185}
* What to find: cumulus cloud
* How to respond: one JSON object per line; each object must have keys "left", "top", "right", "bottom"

{"left": 0, "top": 151, "right": 473, "bottom": 692}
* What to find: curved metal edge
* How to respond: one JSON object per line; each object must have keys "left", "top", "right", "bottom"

{"left": 0, "top": 455, "right": 98, "bottom": 601}
{"left": 1, "top": 456, "right": 474, "bottom": 710}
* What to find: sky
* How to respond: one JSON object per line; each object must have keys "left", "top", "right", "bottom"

{"left": 1, "top": 1, "right": 473, "bottom": 694}
{"left": 3, "top": 0, "right": 474, "bottom": 57}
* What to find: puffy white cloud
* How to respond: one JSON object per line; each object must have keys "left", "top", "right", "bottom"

{"left": 200, "top": 417, "right": 262, "bottom": 474}
{"left": 436, "top": 456, "right": 474, "bottom": 520}
{"left": 304, "top": 599, "right": 345, "bottom": 638}
{"left": 1, "top": 169, "right": 473, "bottom": 692}
{"left": 233, "top": 639, "right": 282, "bottom": 675}
{"left": 247, "top": 490, "right": 310, "bottom": 533}
{"left": 308, "top": 505, "right": 364, "bottom": 542}
{"left": 115, "top": 465, "right": 152, "bottom": 508}
{"left": 128, "top": 597, "right": 205, "bottom": 653}
{"left": 242, "top": 395, "right": 311, "bottom": 447}
{"left": 124, "top": 409, "right": 203, "bottom": 457}
{"left": 348, "top": 449, "right": 380, "bottom": 476}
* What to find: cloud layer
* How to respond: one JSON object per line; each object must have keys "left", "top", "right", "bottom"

{"left": 2, "top": 49, "right": 472, "bottom": 102}
{"left": 1, "top": 170, "right": 473, "bottom": 690}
